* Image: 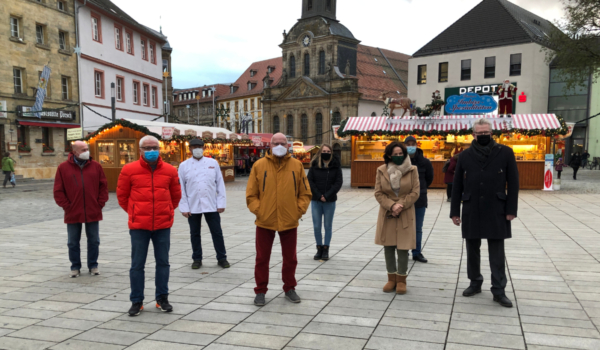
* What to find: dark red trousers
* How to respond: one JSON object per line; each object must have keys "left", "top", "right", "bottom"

{"left": 254, "top": 226, "right": 298, "bottom": 294}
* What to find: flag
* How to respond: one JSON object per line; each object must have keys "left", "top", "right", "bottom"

{"left": 32, "top": 65, "right": 51, "bottom": 118}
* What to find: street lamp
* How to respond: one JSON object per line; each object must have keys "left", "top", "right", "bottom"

{"left": 186, "top": 105, "right": 190, "bottom": 124}
{"left": 111, "top": 82, "right": 116, "bottom": 121}
{"left": 211, "top": 87, "right": 216, "bottom": 127}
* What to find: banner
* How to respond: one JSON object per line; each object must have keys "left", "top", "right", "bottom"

{"left": 162, "top": 127, "right": 175, "bottom": 140}
{"left": 185, "top": 129, "right": 197, "bottom": 137}
{"left": 557, "top": 122, "right": 576, "bottom": 140}
{"left": 332, "top": 125, "right": 349, "bottom": 141}
{"left": 33, "top": 65, "right": 51, "bottom": 118}
{"left": 543, "top": 154, "right": 554, "bottom": 191}
{"left": 66, "top": 128, "right": 82, "bottom": 141}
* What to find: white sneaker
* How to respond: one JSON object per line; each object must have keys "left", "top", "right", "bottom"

{"left": 70, "top": 270, "right": 80, "bottom": 278}
{"left": 89, "top": 268, "right": 100, "bottom": 276}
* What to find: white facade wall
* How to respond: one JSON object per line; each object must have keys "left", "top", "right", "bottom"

{"left": 358, "top": 100, "right": 387, "bottom": 117}
{"left": 78, "top": 6, "right": 164, "bottom": 130}
{"left": 408, "top": 43, "right": 549, "bottom": 115}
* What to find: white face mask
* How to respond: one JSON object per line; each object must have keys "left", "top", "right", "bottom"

{"left": 192, "top": 148, "right": 204, "bottom": 159}
{"left": 78, "top": 151, "right": 90, "bottom": 160}
{"left": 272, "top": 145, "right": 288, "bottom": 157}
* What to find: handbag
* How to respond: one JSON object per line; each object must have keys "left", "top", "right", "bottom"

{"left": 442, "top": 160, "right": 451, "bottom": 173}
{"left": 10, "top": 174, "right": 16, "bottom": 184}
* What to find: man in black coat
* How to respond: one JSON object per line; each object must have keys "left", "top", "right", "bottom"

{"left": 405, "top": 136, "right": 434, "bottom": 263}
{"left": 450, "top": 118, "right": 519, "bottom": 308}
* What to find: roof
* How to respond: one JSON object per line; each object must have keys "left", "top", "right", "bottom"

{"left": 124, "top": 118, "right": 241, "bottom": 139}
{"left": 356, "top": 44, "right": 411, "bottom": 101}
{"left": 329, "top": 21, "right": 356, "bottom": 40}
{"left": 223, "top": 57, "right": 283, "bottom": 100}
{"left": 413, "top": 0, "right": 556, "bottom": 57}
{"left": 172, "top": 84, "right": 231, "bottom": 106}
{"left": 86, "top": 0, "right": 167, "bottom": 43}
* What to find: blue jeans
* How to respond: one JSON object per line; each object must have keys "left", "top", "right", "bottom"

{"left": 311, "top": 201, "right": 336, "bottom": 246}
{"left": 412, "top": 207, "right": 426, "bottom": 257}
{"left": 67, "top": 222, "right": 100, "bottom": 271}
{"left": 129, "top": 228, "right": 170, "bottom": 303}
{"left": 188, "top": 212, "right": 227, "bottom": 262}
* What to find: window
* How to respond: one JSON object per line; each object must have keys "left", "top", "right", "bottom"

{"left": 290, "top": 56, "right": 296, "bottom": 78}
{"left": 10, "top": 17, "right": 19, "bottom": 38}
{"left": 133, "top": 82, "right": 139, "bottom": 104}
{"left": 91, "top": 13, "right": 102, "bottom": 43}
{"left": 326, "top": 0, "right": 332, "bottom": 11}
{"left": 308, "top": 0, "right": 313, "bottom": 10}
{"left": 438, "top": 62, "right": 448, "bottom": 82}
{"left": 141, "top": 39, "right": 147, "bottom": 60}
{"left": 250, "top": 70, "right": 255, "bottom": 77}
{"left": 13, "top": 68, "right": 23, "bottom": 94}
{"left": 319, "top": 51, "right": 325, "bottom": 75}
{"left": 150, "top": 42, "right": 156, "bottom": 64}
{"left": 417, "top": 65, "right": 427, "bottom": 84}
{"left": 304, "top": 53, "right": 310, "bottom": 76}
{"left": 287, "top": 115, "right": 294, "bottom": 136}
{"left": 64, "top": 133, "right": 72, "bottom": 153}
{"left": 461, "top": 59, "right": 471, "bottom": 81}
{"left": 59, "top": 31, "right": 67, "bottom": 50}
{"left": 143, "top": 84, "right": 149, "bottom": 106}
{"left": 42, "top": 127, "right": 52, "bottom": 149}
{"left": 251, "top": 99, "right": 255, "bottom": 110}
{"left": 484, "top": 56, "right": 496, "bottom": 79}
{"left": 163, "top": 59, "right": 168, "bottom": 72}
{"left": 248, "top": 82, "right": 252, "bottom": 91}
{"left": 371, "top": 112, "right": 377, "bottom": 116}
{"left": 510, "top": 54, "right": 522, "bottom": 76}
{"left": 116, "top": 76, "right": 124, "bottom": 102}
{"left": 244, "top": 100, "right": 248, "bottom": 111}
{"left": 125, "top": 30, "right": 133, "bottom": 54}
{"left": 332, "top": 111, "right": 341, "bottom": 125}
{"left": 36, "top": 24, "right": 44, "bottom": 44}
{"left": 301, "top": 114, "right": 308, "bottom": 142}
{"left": 94, "top": 70, "right": 104, "bottom": 98}
{"left": 273, "top": 115, "right": 280, "bottom": 133}
{"left": 151, "top": 86, "right": 157, "bottom": 108}
{"left": 235, "top": 101, "right": 239, "bottom": 112}
{"left": 57, "top": 1, "right": 65, "bottom": 11}
{"left": 114, "top": 26, "right": 122, "bottom": 50}
{"left": 61, "top": 76, "right": 70, "bottom": 100}
{"left": 315, "top": 113, "right": 323, "bottom": 144}
{"left": 18, "top": 126, "right": 28, "bottom": 147}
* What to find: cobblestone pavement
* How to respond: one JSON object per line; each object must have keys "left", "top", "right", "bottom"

{"left": 1, "top": 169, "right": 600, "bottom": 349}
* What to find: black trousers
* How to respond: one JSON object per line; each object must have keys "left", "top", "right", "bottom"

{"left": 573, "top": 166, "right": 579, "bottom": 179}
{"left": 446, "top": 183, "right": 453, "bottom": 199}
{"left": 466, "top": 238, "right": 507, "bottom": 296}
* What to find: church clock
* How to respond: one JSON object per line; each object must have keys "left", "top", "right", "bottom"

{"left": 302, "top": 35, "right": 312, "bottom": 47}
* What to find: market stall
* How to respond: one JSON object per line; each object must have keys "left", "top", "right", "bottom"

{"left": 292, "top": 142, "right": 319, "bottom": 169}
{"left": 339, "top": 114, "right": 567, "bottom": 190}
{"left": 84, "top": 118, "right": 252, "bottom": 191}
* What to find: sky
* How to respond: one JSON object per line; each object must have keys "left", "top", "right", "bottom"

{"left": 112, "top": 0, "right": 566, "bottom": 89}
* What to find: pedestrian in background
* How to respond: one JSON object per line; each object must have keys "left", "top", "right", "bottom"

{"left": 307, "top": 144, "right": 343, "bottom": 261}
{"left": 404, "top": 136, "right": 433, "bottom": 263}
{"left": 570, "top": 152, "right": 582, "bottom": 180}
{"left": 444, "top": 153, "right": 459, "bottom": 202}
{"left": 374, "top": 142, "right": 420, "bottom": 295}
{"left": 246, "top": 133, "right": 312, "bottom": 306}
{"left": 117, "top": 135, "right": 181, "bottom": 316}
{"left": 179, "top": 139, "right": 230, "bottom": 270}
{"left": 555, "top": 158, "right": 565, "bottom": 179}
{"left": 582, "top": 150, "right": 590, "bottom": 169}
{"left": 53, "top": 141, "right": 108, "bottom": 278}
{"left": 2, "top": 152, "right": 15, "bottom": 188}
{"left": 451, "top": 118, "right": 519, "bottom": 308}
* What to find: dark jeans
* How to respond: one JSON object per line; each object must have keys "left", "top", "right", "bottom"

{"left": 129, "top": 228, "right": 171, "bottom": 303}
{"left": 188, "top": 212, "right": 227, "bottom": 262}
{"left": 446, "top": 183, "right": 453, "bottom": 199}
{"left": 3, "top": 171, "right": 11, "bottom": 187}
{"left": 557, "top": 170, "right": 562, "bottom": 179}
{"left": 582, "top": 159, "right": 588, "bottom": 168}
{"left": 311, "top": 201, "right": 336, "bottom": 246}
{"left": 573, "top": 166, "right": 580, "bottom": 179}
{"left": 255, "top": 227, "right": 297, "bottom": 294}
{"left": 466, "top": 238, "right": 507, "bottom": 296}
{"left": 412, "top": 206, "right": 426, "bottom": 257}
{"left": 67, "top": 222, "right": 100, "bottom": 271}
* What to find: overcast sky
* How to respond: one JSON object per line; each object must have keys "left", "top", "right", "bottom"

{"left": 111, "top": 0, "right": 566, "bottom": 89}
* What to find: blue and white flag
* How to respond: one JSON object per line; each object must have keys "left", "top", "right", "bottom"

{"left": 32, "top": 65, "right": 51, "bottom": 118}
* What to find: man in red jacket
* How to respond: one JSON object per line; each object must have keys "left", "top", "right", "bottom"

{"left": 54, "top": 141, "right": 108, "bottom": 278}
{"left": 117, "top": 135, "right": 181, "bottom": 317}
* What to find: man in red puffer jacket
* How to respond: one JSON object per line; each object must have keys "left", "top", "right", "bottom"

{"left": 117, "top": 135, "right": 181, "bottom": 317}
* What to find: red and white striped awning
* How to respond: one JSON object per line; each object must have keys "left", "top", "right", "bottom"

{"left": 343, "top": 114, "right": 561, "bottom": 133}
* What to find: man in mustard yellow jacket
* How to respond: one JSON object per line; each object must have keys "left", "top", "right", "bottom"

{"left": 246, "top": 133, "right": 312, "bottom": 306}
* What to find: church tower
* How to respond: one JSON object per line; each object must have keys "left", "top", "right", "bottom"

{"left": 301, "top": 0, "right": 337, "bottom": 21}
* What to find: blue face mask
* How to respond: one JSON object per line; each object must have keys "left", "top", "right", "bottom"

{"left": 144, "top": 150, "right": 159, "bottom": 162}
{"left": 407, "top": 146, "right": 417, "bottom": 155}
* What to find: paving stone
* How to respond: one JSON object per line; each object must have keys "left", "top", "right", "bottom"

{"left": 448, "top": 329, "right": 525, "bottom": 349}
{"left": 0, "top": 337, "right": 55, "bottom": 350}
{"left": 373, "top": 325, "right": 447, "bottom": 343}
{"left": 183, "top": 309, "right": 250, "bottom": 324}
{"left": 37, "top": 317, "right": 101, "bottom": 331}
{"left": 59, "top": 309, "right": 122, "bottom": 322}
{"left": 125, "top": 340, "right": 202, "bottom": 350}
{"left": 73, "top": 328, "right": 146, "bottom": 346}
{"left": 287, "top": 333, "right": 366, "bottom": 350}
{"left": 98, "top": 319, "right": 164, "bottom": 334}
{"left": 6, "top": 325, "right": 82, "bottom": 342}
{"left": 244, "top": 312, "right": 313, "bottom": 328}
{"left": 365, "top": 336, "right": 444, "bottom": 350}
{"left": 49, "top": 340, "right": 126, "bottom": 350}
{"left": 524, "top": 332, "right": 600, "bottom": 350}
{"left": 147, "top": 330, "right": 218, "bottom": 346}
{"left": 232, "top": 323, "right": 301, "bottom": 337}
{"left": 303, "top": 322, "right": 373, "bottom": 339}
{"left": 216, "top": 331, "right": 290, "bottom": 349}
{"left": 0, "top": 316, "right": 40, "bottom": 330}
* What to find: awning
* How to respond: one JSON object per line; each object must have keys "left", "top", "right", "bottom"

{"left": 343, "top": 114, "right": 561, "bottom": 133}
{"left": 293, "top": 145, "right": 318, "bottom": 153}
{"left": 17, "top": 120, "right": 80, "bottom": 129}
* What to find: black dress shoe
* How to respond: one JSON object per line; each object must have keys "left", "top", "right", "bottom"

{"left": 493, "top": 294, "right": 513, "bottom": 308}
{"left": 413, "top": 254, "right": 428, "bottom": 263}
{"left": 462, "top": 286, "right": 482, "bottom": 297}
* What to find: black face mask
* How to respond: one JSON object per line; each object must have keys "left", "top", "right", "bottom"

{"left": 477, "top": 134, "right": 491, "bottom": 146}
{"left": 321, "top": 153, "right": 332, "bottom": 161}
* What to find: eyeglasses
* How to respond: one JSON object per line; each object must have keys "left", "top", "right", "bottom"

{"left": 140, "top": 146, "right": 160, "bottom": 151}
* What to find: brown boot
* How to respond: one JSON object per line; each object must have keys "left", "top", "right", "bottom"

{"left": 396, "top": 274, "right": 407, "bottom": 294}
{"left": 383, "top": 273, "right": 396, "bottom": 293}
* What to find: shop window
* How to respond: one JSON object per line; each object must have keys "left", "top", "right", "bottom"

{"left": 13, "top": 68, "right": 24, "bottom": 94}
{"left": 42, "top": 127, "right": 53, "bottom": 149}
{"left": 10, "top": 17, "right": 20, "bottom": 38}
{"left": 301, "top": 114, "right": 308, "bottom": 142}
{"left": 290, "top": 56, "right": 296, "bottom": 78}
{"left": 160, "top": 141, "right": 181, "bottom": 166}
{"left": 315, "top": 113, "right": 323, "bottom": 144}
{"left": 304, "top": 53, "right": 310, "bottom": 76}
{"left": 125, "top": 30, "right": 133, "bottom": 54}
{"left": 510, "top": 54, "right": 522, "bottom": 76}
{"left": 273, "top": 115, "right": 280, "bottom": 133}
{"left": 61, "top": 76, "right": 71, "bottom": 100}
{"left": 287, "top": 115, "right": 294, "bottom": 136}
{"left": 97, "top": 141, "right": 115, "bottom": 166}
{"left": 461, "top": 59, "right": 471, "bottom": 81}
{"left": 417, "top": 65, "right": 427, "bottom": 84}
{"left": 91, "top": 13, "right": 102, "bottom": 43}
{"left": 484, "top": 56, "right": 496, "bottom": 79}
{"left": 118, "top": 140, "right": 137, "bottom": 166}
{"left": 18, "top": 126, "right": 29, "bottom": 147}
{"left": 59, "top": 31, "right": 68, "bottom": 50}
{"left": 438, "top": 62, "right": 448, "bottom": 82}
{"left": 94, "top": 70, "right": 104, "bottom": 98}
{"left": 114, "top": 25, "right": 122, "bottom": 50}
{"left": 319, "top": 51, "right": 325, "bottom": 75}
{"left": 116, "top": 76, "right": 124, "bottom": 102}
{"left": 332, "top": 111, "right": 341, "bottom": 125}
{"left": 64, "top": 133, "right": 72, "bottom": 152}
{"left": 133, "top": 81, "right": 140, "bottom": 104}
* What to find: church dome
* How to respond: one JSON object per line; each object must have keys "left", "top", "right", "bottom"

{"left": 329, "top": 21, "right": 355, "bottom": 40}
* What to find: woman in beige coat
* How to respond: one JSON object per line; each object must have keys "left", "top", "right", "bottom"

{"left": 374, "top": 141, "right": 420, "bottom": 294}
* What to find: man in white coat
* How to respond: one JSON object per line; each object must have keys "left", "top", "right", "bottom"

{"left": 179, "top": 139, "right": 230, "bottom": 269}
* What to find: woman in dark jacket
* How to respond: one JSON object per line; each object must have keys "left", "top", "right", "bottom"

{"left": 570, "top": 152, "right": 582, "bottom": 180}
{"left": 307, "top": 144, "right": 343, "bottom": 260}
{"left": 444, "top": 154, "right": 459, "bottom": 202}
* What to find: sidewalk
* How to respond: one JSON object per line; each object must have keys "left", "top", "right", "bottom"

{"left": 0, "top": 172, "right": 599, "bottom": 349}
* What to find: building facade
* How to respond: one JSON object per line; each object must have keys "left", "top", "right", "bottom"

{"left": 78, "top": 0, "right": 167, "bottom": 131}
{"left": 172, "top": 84, "right": 229, "bottom": 126}
{"left": 1, "top": 0, "right": 80, "bottom": 179}
{"left": 161, "top": 36, "right": 173, "bottom": 119}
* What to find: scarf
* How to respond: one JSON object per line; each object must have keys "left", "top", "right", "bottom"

{"left": 386, "top": 156, "right": 412, "bottom": 192}
{"left": 470, "top": 139, "right": 496, "bottom": 165}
